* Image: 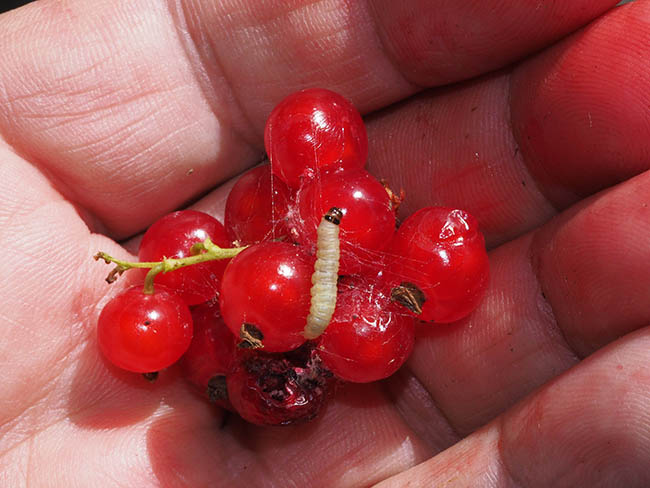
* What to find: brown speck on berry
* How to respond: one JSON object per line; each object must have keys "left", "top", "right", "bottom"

{"left": 391, "top": 282, "right": 426, "bottom": 315}
{"left": 207, "top": 375, "right": 228, "bottom": 403}
{"left": 238, "top": 323, "right": 264, "bottom": 349}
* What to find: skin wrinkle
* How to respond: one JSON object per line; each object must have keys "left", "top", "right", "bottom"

{"left": 100, "top": 118, "right": 205, "bottom": 180}
{"left": 495, "top": 419, "right": 526, "bottom": 488}
{"left": 1, "top": 14, "right": 163, "bottom": 130}
{"left": 382, "top": 366, "right": 462, "bottom": 452}
{"left": 26, "top": 436, "right": 33, "bottom": 488}
{"left": 0, "top": 147, "right": 104, "bottom": 235}
{"left": 364, "top": 0, "right": 422, "bottom": 91}
{"left": 180, "top": 0, "right": 413, "bottom": 123}
{"left": 501, "top": 71, "right": 559, "bottom": 239}
{"left": 526, "top": 229, "right": 583, "bottom": 360}
{"left": 53, "top": 92, "right": 179, "bottom": 158}
{"left": 0, "top": 0, "right": 245, "bottom": 237}
{"left": 0, "top": 376, "right": 64, "bottom": 458}
{"left": 19, "top": 83, "right": 189, "bottom": 134}
{"left": 506, "top": 66, "right": 568, "bottom": 214}
{"left": 0, "top": 48, "right": 129, "bottom": 116}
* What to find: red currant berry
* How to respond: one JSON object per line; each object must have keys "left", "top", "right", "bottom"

{"left": 224, "top": 164, "right": 292, "bottom": 245}
{"left": 265, "top": 88, "right": 367, "bottom": 188}
{"left": 138, "top": 210, "right": 231, "bottom": 306}
{"left": 317, "top": 277, "right": 415, "bottom": 383}
{"left": 180, "top": 300, "right": 236, "bottom": 408}
{"left": 389, "top": 207, "right": 489, "bottom": 323}
{"left": 291, "top": 169, "right": 395, "bottom": 274}
{"left": 226, "top": 346, "right": 330, "bottom": 425}
{"left": 97, "top": 285, "right": 193, "bottom": 373}
{"left": 219, "top": 242, "right": 314, "bottom": 352}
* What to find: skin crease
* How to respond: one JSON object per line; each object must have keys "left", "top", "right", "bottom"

{"left": 0, "top": 0, "right": 650, "bottom": 486}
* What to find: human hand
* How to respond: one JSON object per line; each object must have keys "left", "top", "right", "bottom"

{"left": 0, "top": 0, "right": 648, "bottom": 485}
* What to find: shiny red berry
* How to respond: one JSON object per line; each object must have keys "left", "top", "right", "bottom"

{"left": 291, "top": 169, "right": 395, "bottom": 274}
{"left": 317, "top": 277, "right": 415, "bottom": 383}
{"left": 389, "top": 207, "right": 489, "bottom": 323}
{"left": 219, "top": 242, "right": 314, "bottom": 352}
{"left": 138, "top": 210, "right": 231, "bottom": 306}
{"left": 224, "top": 164, "right": 292, "bottom": 245}
{"left": 97, "top": 285, "right": 193, "bottom": 373}
{"left": 265, "top": 88, "right": 367, "bottom": 188}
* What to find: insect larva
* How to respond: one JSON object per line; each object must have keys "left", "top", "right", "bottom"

{"left": 303, "top": 207, "right": 343, "bottom": 340}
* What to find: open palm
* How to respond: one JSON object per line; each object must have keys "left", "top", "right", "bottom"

{"left": 1, "top": 0, "right": 649, "bottom": 486}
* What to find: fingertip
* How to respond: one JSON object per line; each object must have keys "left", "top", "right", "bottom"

{"left": 511, "top": 0, "right": 650, "bottom": 207}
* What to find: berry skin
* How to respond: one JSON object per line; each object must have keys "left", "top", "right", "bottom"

{"left": 265, "top": 88, "right": 367, "bottom": 188}
{"left": 138, "top": 210, "right": 231, "bottom": 306}
{"left": 97, "top": 285, "right": 193, "bottom": 373}
{"left": 180, "top": 300, "right": 236, "bottom": 409}
{"left": 291, "top": 169, "right": 395, "bottom": 274}
{"left": 224, "top": 164, "right": 292, "bottom": 245}
{"left": 219, "top": 242, "right": 315, "bottom": 352}
{"left": 226, "top": 345, "right": 330, "bottom": 426}
{"left": 317, "top": 277, "right": 415, "bottom": 383}
{"left": 389, "top": 207, "right": 489, "bottom": 323}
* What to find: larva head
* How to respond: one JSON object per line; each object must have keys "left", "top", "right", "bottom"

{"left": 324, "top": 207, "right": 343, "bottom": 225}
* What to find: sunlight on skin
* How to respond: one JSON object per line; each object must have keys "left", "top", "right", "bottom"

{"left": 0, "top": 0, "right": 649, "bottom": 486}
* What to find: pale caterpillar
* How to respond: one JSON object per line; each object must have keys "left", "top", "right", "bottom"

{"left": 303, "top": 207, "right": 343, "bottom": 340}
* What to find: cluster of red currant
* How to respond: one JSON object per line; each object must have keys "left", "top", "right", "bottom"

{"left": 95, "top": 88, "right": 489, "bottom": 426}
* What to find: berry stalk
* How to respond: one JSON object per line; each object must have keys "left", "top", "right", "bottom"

{"left": 94, "top": 237, "right": 246, "bottom": 294}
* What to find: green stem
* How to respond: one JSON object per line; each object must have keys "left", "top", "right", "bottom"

{"left": 94, "top": 237, "right": 247, "bottom": 294}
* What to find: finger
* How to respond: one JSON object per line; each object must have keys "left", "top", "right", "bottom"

{"left": 176, "top": 0, "right": 618, "bottom": 116}
{"left": 0, "top": 0, "right": 260, "bottom": 238}
{"left": 399, "top": 166, "right": 650, "bottom": 437}
{"left": 367, "top": 0, "right": 650, "bottom": 247}
{"left": 0, "top": 0, "right": 618, "bottom": 237}
{"left": 375, "top": 327, "right": 650, "bottom": 487}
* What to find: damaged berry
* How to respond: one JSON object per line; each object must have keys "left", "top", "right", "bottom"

{"left": 226, "top": 345, "right": 332, "bottom": 426}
